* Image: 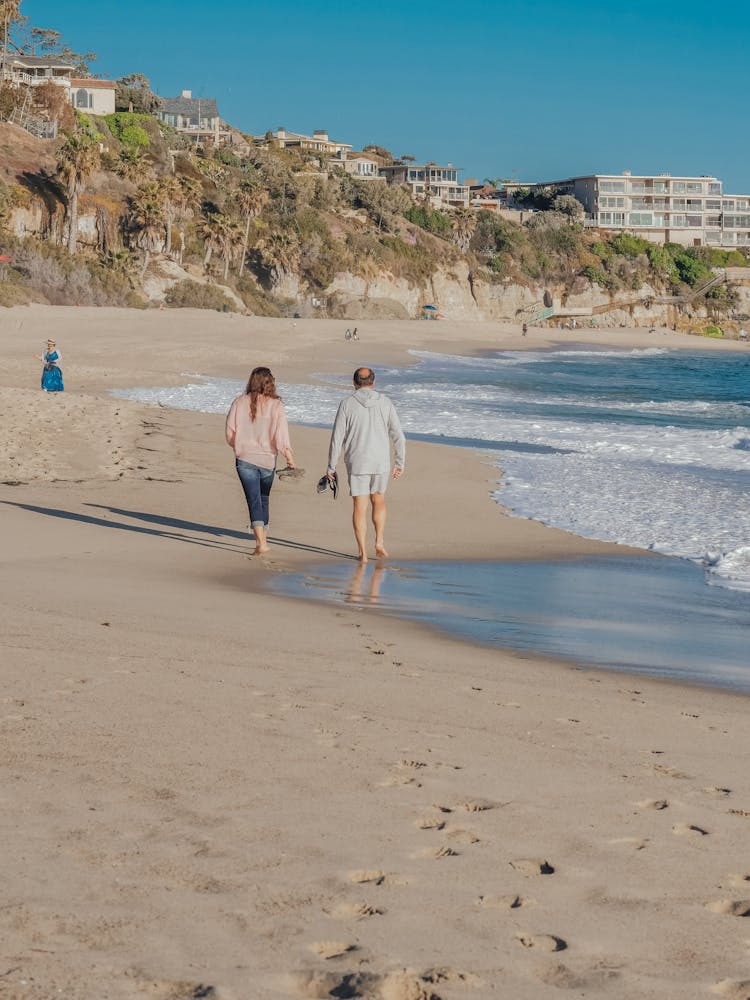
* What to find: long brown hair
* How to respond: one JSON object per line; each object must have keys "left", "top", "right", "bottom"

{"left": 245, "top": 366, "right": 280, "bottom": 420}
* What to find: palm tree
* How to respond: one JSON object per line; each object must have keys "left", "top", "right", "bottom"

{"left": 128, "top": 182, "right": 166, "bottom": 275}
{"left": 452, "top": 207, "right": 477, "bottom": 252}
{"left": 233, "top": 178, "right": 268, "bottom": 277}
{"left": 254, "top": 230, "right": 301, "bottom": 283}
{"left": 56, "top": 131, "right": 101, "bottom": 254}
{"left": 198, "top": 212, "right": 243, "bottom": 280}
{"left": 155, "top": 175, "right": 182, "bottom": 257}
{"left": 116, "top": 148, "right": 152, "bottom": 185}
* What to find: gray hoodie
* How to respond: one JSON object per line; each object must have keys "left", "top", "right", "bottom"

{"left": 327, "top": 389, "right": 406, "bottom": 476}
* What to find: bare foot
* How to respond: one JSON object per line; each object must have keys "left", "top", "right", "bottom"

{"left": 253, "top": 546, "right": 270, "bottom": 556}
{"left": 375, "top": 545, "right": 388, "bottom": 558}
{"left": 358, "top": 553, "right": 368, "bottom": 564}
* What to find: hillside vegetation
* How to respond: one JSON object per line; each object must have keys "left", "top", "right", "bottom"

{"left": 0, "top": 116, "right": 748, "bottom": 318}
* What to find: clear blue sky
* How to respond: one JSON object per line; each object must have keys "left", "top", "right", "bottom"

{"left": 20, "top": 0, "right": 750, "bottom": 193}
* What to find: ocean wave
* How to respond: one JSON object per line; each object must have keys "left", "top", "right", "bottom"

{"left": 704, "top": 547, "right": 750, "bottom": 592}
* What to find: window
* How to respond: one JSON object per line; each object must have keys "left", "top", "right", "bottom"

{"left": 706, "top": 216, "right": 721, "bottom": 227}
{"left": 708, "top": 183, "right": 722, "bottom": 194}
{"left": 600, "top": 196, "right": 624, "bottom": 208}
{"left": 672, "top": 198, "right": 686, "bottom": 210}
{"left": 706, "top": 231, "right": 721, "bottom": 244}
{"left": 686, "top": 182, "right": 702, "bottom": 193}
{"left": 705, "top": 199, "right": 721, "bottom": 210}
{"left": 75, "top": 88, "right": 91, "bottom": 109}
{"left": 737, "top": 199, "right": 749, "bottom": 210}
{"left": 673, "top": 182, "right": 686, "bottom": 194}
{"left": 671, "top": 214, "right": 687, "bottom": 227}
{"left": 723, "top": 200, "right": 735, "bottom": 211}
{"left": 599, "top": 180, "right": 625, "bottom": 192}
{"left": 686, "top": 215, "right": 702, "bottom": 227}
{"left": 629, "top": 212, "right": 653, "bottom": 226}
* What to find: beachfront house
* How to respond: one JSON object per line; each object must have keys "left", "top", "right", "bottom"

{"left": 70, "top": 78, "right": 116, "bottom": 116}
{"left": 528, "top": 172, "right": 750, "bottom": 248}
{"left": 156, "top": 90, "right": 224, "bottom": 145}
{"left": 272, "top": 128, "right": 352, "bottom": 157}
{"left": 332, "top": 150, "right": 385, "bottom": 180}
{"left": 380, "top": 161, "right": 470, "bottom": 208}
{"left": 1, "top": 54, "right": 75, "bottom": 87}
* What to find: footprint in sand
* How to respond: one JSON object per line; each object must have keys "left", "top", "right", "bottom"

{"left": 417, "top": 845, "right": 459, "bottom": 860}
{"left": 445, "top": 827, "right": 480, "bottom": 845}
{"left": 288, "top": 968, "right": 478, "bottom": 999}
{"left": 516, "top": 932, "right": 567, "bottom": 952}
{"left": 704, "top": 786, "right": 732, "bottom": 798}
{"left": 330, "top": 901, "right": 384, "bottom": 920}
{"left": 706, "top": 900, "right": 750, "bottom": 917}
{"left": 672, "top": 822, "right": 709, "bottom": 837}
{"left": 712, "top": 980, "right": 750, "bottom": 999}
{"left": 348, "top": 869, "right": 387, "bottom": 885}
{"left": 728, "top": 874, "right": 750, "bottom": 889}
{"left": 477, "top": 894, "right": 529, "bottom": 910}
{"left": 415, "top": 814, "right": 446, "bottom": 831}
{"left": 635, "top": 798, "right": 669, "bottom": 810}
{"left": 510, "top": 859, "right": 555, "bottom": 876}
{"left": 309, "top": 941, "right": 356, "bottom": 960}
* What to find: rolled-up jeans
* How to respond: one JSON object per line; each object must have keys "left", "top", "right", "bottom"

{"left": 235, "top": 459, "right": 275, "bottom": 529}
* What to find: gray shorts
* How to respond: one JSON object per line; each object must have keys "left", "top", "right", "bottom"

{"left": 349, "top": 473, "right": 389, "bottom": 497}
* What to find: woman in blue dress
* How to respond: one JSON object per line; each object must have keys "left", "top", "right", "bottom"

{"left": 38, "top": 339, "right": 64, "bottom": 392}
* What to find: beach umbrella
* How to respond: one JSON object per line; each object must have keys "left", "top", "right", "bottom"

{"left": 422, "top": 304, "right": 437, "bottom": 310}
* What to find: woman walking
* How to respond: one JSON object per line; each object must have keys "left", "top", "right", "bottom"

{"left": 225, "top": 367, "right": 295, "bottom": 555}
{"left": 37, "top": 339, "right": 64, "bottom": 392}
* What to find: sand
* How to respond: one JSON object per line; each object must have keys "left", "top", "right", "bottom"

{"left": 1, "top": 306, "right": 749, "bottom": 1000}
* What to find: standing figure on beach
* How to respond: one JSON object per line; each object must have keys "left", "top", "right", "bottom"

{"left": 37, "top": 339, "right": 64, "bottom": 392}
{"left": 326, "top": 367, "right": 405, "bottom": 563}
{"left": 225, "top": 366, "right": 296, "bottom": 555}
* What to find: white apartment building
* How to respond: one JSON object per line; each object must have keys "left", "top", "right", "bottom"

{"left": 380, "top": 162, "right": 470, "bottom": 208}
{"left": 541, "top": 173, "right": 750, "bottom": 247}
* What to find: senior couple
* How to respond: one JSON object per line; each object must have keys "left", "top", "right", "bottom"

{"left": 225, "top": 366, "right": 405, "bottom": 562}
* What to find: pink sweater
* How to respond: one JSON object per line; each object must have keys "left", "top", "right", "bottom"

{"left": 225, "top": 394, "right": 292, "bottom": 469}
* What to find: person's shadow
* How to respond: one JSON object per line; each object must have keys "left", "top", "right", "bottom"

{"left": 1, "top": 501, "right": 355, "bottom": 560}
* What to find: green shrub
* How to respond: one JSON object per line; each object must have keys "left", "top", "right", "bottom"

{"left": 404, "top": 204, "right": 452, "bottom": 236}
{"left": 164, "top": 279, "right": 238, "bottom": 311}
{"left": 702, "top": 324, "right": 723, "bottom": 337}
{"left": 610, "top": 233, "right": 651, "bottom": 257}
{"left": 104, "top": 112, "right": 152, "bottom": 150}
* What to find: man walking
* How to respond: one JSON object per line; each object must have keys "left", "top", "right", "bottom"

{"left": 327, "top": 367, "right": 406, "bottom": 563}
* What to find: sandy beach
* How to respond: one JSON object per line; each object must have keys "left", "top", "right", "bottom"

{"left": 1, "top": 306, "right": 749, "bottom": 1000}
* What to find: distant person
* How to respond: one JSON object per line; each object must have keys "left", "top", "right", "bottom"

{"left": 739, "top": 328, "right": 748, "bottom": 341}
{"left": 225, "top": 366, "right": 295, "bottom": 556}
{"left": 352, "top": 327, "right": 359, "bottom": 341}
{"left": 344, "top": 328, "right": 352, "bottom": 340}
{"left": 36, "top": 339, "right": 64, "bottom": 392}
{"left": 326, "top": 367, "right": 405, "bottom": 563}
{"left": 522, "top": 322, "right": 528, "bottom": 337}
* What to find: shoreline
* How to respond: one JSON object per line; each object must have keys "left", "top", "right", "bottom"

{"left": 2, "top": 308, "right": 750, "bottom": 999}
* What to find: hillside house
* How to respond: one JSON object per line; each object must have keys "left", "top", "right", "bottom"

{"left": 381, "top": 162, "right": 470, "bottom": 208}
{"left": 70, "top": 78, "right": 116, "bottom": 116}
{"left": 156, "top": 90, "right": 225, "bottom": 144}
{"left": 272, "top": 128, "right": 352, "bottom": 157}
{"left": 333, "top": 150, "right": 385, "bottom": 181}
{"left": 1, "top": 54, "right": 75, "bottom": 87}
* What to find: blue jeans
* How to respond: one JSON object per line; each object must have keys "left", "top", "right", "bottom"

{"left": 236, "top": 459, "right": 275, "bottom": 528}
